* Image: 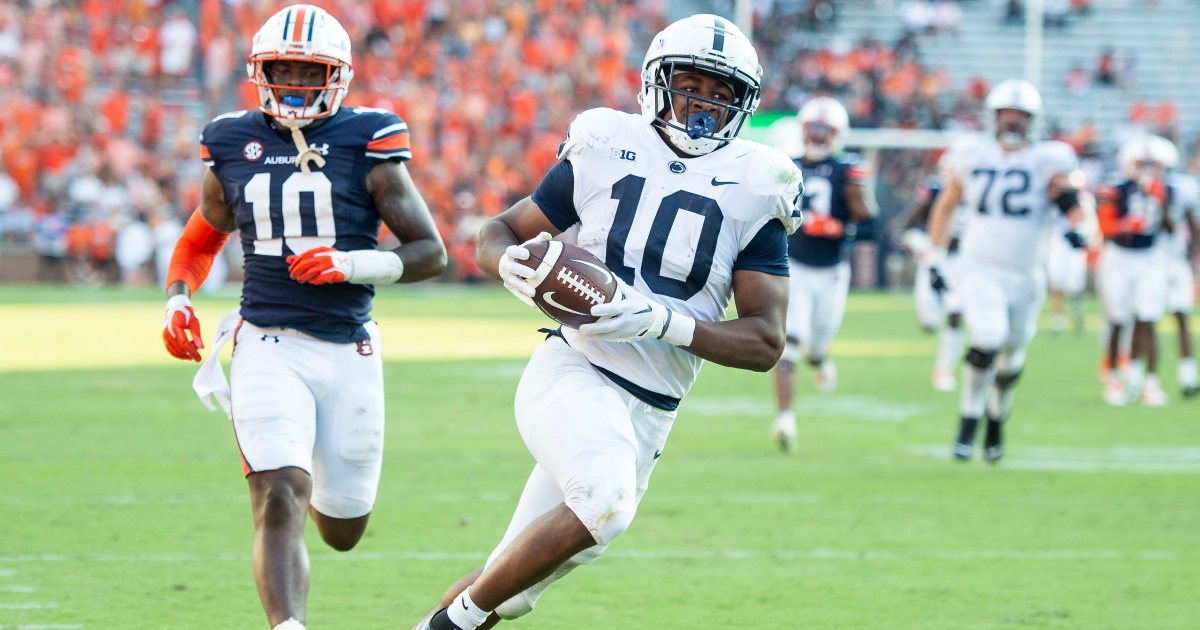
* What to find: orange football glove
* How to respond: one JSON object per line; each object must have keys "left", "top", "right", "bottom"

{"left": 1120, "top": 215, "right": 1148, "bottom": 235}
{"left": 802, "top": 215, "right": 844, "bottom": 239}
{"left": 287, "top": 247, "right": 352, "bottom": 285}
{"left": 163, "top": 294, "right": 204, "bottom": 362}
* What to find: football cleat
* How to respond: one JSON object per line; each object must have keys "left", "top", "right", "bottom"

{"left": 932, "top": 369, "right": 957, "bottom": 392}
{"left": 983, "top": 417, "right": 1004, "bottom": 463}
{"left": 1141, "top": 380, "right": 1169, "bottom": 407}
{"left": 814, "top": 360, "right": 838, "bottom": 393}
{"left": 1049, "top": 313, "right": 1066, "bottom": 336}
{"left": 952, "top": 417, "right": 979, "bottom": 461}
{"left": 1103, "top": 375, "right": 1128, "bottom": 406}
{"left": 1183, "top": 384, "right": 1200, "bottom": 398}
{"left": 771, "top": 410, "right": 799, "bottom": 453}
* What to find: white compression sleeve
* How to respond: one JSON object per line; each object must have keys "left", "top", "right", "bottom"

{"left": 346, "top": 250, "right": 405, "bottom": 285}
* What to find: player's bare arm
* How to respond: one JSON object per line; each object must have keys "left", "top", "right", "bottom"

{"left": 845, "top": 181, "right": 878, "bottom": 222}
{"left": 686, "top": 269, "right": 788, "bottom": 371}
{"left": 165, "top": 169, "right": 235, "bottom": 300}
{"left": 928, "top": 172, "right": 963, "bottom": 247}
{"left": 365, "top": 160, "right": 447, "bottom": 282}
{"left": 476, "top": 196, "right": 561, "bottom": 279}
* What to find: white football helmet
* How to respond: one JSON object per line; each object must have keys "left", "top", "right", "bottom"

{"left": 797, "top": 97, "right": 849, "bottom": 161}
{"left": 247, "top": 5, "right": 353, "bottom": 127}
{"left": 984, "top": 79, "right": 1042, "bottom": 149}
{"left": 1118, "top": 134, "right": 1177, "bottom": 183}
{"left": 639, "top": 14, "right": 763, "bottom": 156}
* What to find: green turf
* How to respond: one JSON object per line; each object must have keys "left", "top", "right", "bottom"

{"left": 1, "top": 287, "right": 1198, "bottom": 629}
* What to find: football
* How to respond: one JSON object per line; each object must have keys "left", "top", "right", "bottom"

{"left": 521, "top": 241, "right": 619, "bottom": 329}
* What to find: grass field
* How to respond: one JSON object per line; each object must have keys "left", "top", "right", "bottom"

{"left": 1, "top": 284, "right": 1198, "bottom": 629}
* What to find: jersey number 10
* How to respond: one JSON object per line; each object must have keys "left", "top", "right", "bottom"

{"left": 244, "top": 171, "right": 337, "bottom": 256}
{"left": 605, "top": 174, "right": 723, "bottom": 302}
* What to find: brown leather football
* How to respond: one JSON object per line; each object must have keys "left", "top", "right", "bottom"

{"left": 521, "top": 241, "right": 619, "bottom": 329}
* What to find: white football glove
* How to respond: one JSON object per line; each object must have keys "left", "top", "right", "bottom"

{"left": 497, "top": 231, "right": 552, "bottom": 308}
{"left": 579, "top": 280, "right": 695, "bottom": 346}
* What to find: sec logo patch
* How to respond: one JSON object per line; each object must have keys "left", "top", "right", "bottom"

{"left": 243, "top": 141, "right": 264, "bottom": 161}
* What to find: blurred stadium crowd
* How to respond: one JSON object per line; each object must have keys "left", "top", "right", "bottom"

{"left": 0, "top": 0, "right": 1195, "bottom": 286}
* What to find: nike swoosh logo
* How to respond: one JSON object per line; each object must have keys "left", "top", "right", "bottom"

{"left": 654, "top": 450, "right": 662, "bottom": 459}
{"left": 711, "top": 177, "right": 737, "bottom": 186}
{"left": 568, "top": 258, "right": 613, "bottom": 285}
{"left": 543, "top": 292, "right": 590, "bottom": 316}
{"left": 633, "top": 307, "right": 652, "bottom": 315}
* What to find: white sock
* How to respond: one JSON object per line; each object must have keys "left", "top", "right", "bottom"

{"left": 1179, "top": 358, "right": 1198, "bottom": 387}
{"left": 447, "top": 589, "right": 491, "bottom": 630}
{"left": 273, "top": 619, "right": 305, "bottom": 630}
{"left": 1127, "top": 359, "right": 1147, "bottom": 394}
{"left": 959, "top": 362, "right": 994, "bottom": 419}
{"left": 935, "top": 326, "right": 963, "bottom": 373}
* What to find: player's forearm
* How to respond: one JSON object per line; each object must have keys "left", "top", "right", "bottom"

{"left": 394, "top": 238, "right": 447, "bottom": 282}
{"left": 477, "top": 218, "right": 522, "bottom": 280}
{"left": 685, "top": 317, "right": 785, "bottom": 372}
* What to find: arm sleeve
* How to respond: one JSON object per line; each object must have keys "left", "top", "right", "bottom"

{"left": 732, "top": 220, "right": 789, "bottom": 276}
{"left": 531, "top": 160, "right": 579, "bottom": 232}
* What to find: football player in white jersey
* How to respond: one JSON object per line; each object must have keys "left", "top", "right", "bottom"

{"left": 927, "top": 79, "right": 1084, "bottom": 462}
{"left": 902, "top": 173, "right": 967, "bottom": 392}
{"left": 1097, "top": 134, "right": 1177, "bottom": 406}
{"left": 770, "top": 97, "right": 877, "bottom": 451}
{"left": 1165, "top": 166, "right": 1200, "bottom": 396}
{"left": 412, "top": 15, "right": 802, "bottom": 630}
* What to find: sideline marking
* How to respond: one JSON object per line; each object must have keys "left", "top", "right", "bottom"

{"left": 911, "top": 444, "right": 1200, "bottom": 473}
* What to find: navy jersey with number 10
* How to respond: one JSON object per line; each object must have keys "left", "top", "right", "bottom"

{"left": 200, "top": 107, "right": 411, "bottom": 343}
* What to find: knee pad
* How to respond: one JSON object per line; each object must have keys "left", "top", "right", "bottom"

{"left": 563, "top": 458, "right": 637, "bottom": 547}
{"left": 994, "top": 369, "right": 1022, "bottom": 389}
{"left": 965, "top": 348, "right": 996, "bottom": 370}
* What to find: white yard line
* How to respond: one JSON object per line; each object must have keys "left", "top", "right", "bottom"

{"left": 0, "top": 603, "right": 56, "bottom": 610}
{"left": 0, "top": 571, "right": 12, "bottom": 578}
{"left": 911, "top": 444, "right": 1200, "bottom": 473}
{"left": 0, "top": 625, "right": 83, "bottom": 629}
{"left": 0, "top": 588, "right": 32, "bottom": 594}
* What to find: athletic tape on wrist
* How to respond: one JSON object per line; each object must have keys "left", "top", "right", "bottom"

{"left": 660, "top": 309, "right": 696, "bottom": 347}
{"left": 346, "top": 250, "right": 404, "bottom": 284}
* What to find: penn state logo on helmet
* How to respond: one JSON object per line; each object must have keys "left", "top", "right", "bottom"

{"left": 246, "top": 5, "right": 354, "bottom": 128}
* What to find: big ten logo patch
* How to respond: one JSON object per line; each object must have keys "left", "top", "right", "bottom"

{"left": 609, "top": 148, "right": 637, "bottom": 162}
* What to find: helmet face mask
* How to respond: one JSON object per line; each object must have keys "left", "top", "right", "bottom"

{"left": 984, "top": 79, "right": 1042, "bottom": 150}
{"left": 247, "top": 5, "right": 353, "bottom": 127}
{"left": 640, "top": 15, "right": 762, "bottom": 156}
{"left": 995, "top": 108, "right": 1032, "bottom": 150}
{"left": 797, "top": 96, "right": 849, "bottom": 161}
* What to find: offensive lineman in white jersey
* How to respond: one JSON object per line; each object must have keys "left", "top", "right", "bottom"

{"left": 1165, "top": 167, "right": 1200, "bottom": 396}
{"left": 413, "top": 15, "right": 803, "bottom": 630}
{"left": 927, "top": 79, "right": 1084, "bottom": 462}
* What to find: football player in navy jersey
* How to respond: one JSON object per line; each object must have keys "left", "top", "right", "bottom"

{"left": 160, "top": 7, "right": 445, "bottom": 630}
{"left": 770, "top": 97, "right": 877, "bottom": 452}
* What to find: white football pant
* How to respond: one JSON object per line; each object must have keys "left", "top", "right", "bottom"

{"left": 230, "top": 320, "right": 385, "bottom": 519}
{"left": 960, "top": 259, "right": 1046, "bottom": 359}
{"left": 787, "top": 260, "right": 851, "bottom": 361}
{"left": 914, "top": 253, "right": 962, "bottom": 331}
{"left": 487, "top": 338, "right": 675, "bottom": 620}
{"left": 1046, "top": 235, "right": 1087, "bottom": 296}
{"left": 1100, "top": 243, "right": 1167, "bottom": 324}
{"left": 1166, "top": 253, "right": 1195, "bottom": 315}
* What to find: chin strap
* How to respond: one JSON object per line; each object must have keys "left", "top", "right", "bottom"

{"left": 284, "top": 114, "right": 326, "bottom": 174}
